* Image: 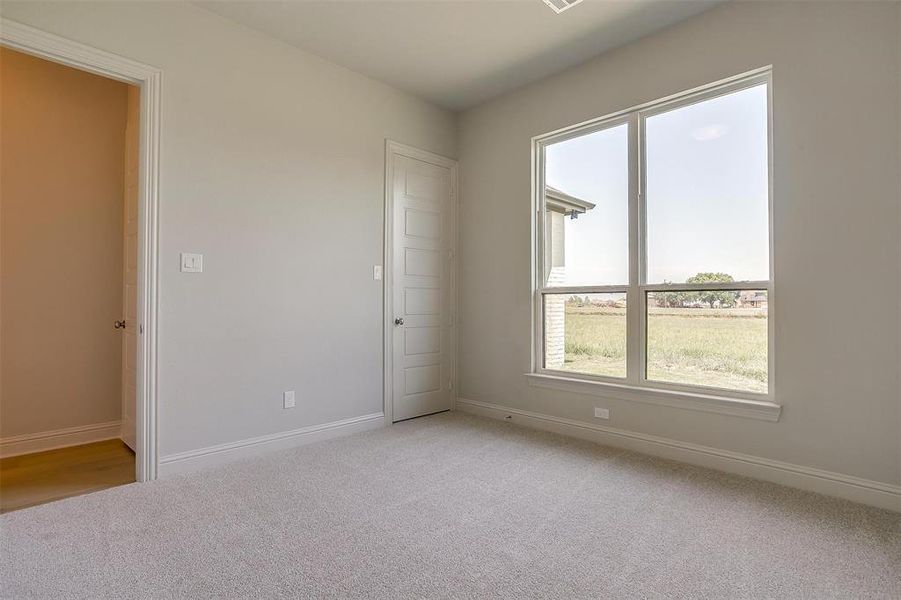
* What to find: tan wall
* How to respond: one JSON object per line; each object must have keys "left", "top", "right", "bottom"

{"left": 459, "top": 1, "right": 901, "bottom": 486}
{"left": 1, "top": 48, "right": 129, "bottom": 437}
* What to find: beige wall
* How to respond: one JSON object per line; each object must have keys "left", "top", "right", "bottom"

{"left": 0, "top": 1, "right": 458, "bottom": 457}
{"left": 459, "top": 1, "right": 901, "bottom": 486}
{"left": 1, "top": 48, "right": 129, "bottom": 437}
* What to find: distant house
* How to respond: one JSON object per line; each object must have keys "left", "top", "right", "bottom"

{"left": 545, "top": 186, "right": 596, "bottom": 218}
{"left": 543, "top": 185, "right": 596, "bottom": 287}
{"left": 544, "top": 186, "right": 595, "bottom": 369}
{"left": 739, "top": 290, "right": 768, "bottom": 308}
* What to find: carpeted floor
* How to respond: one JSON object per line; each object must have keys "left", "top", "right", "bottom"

{"left": 1, "top": 412, "right": 899, "bottom": 599}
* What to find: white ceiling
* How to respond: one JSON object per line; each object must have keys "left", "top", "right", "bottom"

{"left": 196, "top": 1, "right": 721, "bottom": 111}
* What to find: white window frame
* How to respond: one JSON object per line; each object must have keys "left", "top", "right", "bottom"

{"left": 529, "top": 67, "right": 779, "bottom": 421}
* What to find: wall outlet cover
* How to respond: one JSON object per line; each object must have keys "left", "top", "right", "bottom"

{"left": 594, "top": 407, "right": 610, "bottom": 420}
{"left": 283, "top": 390, "right": 296, "bottom": 409}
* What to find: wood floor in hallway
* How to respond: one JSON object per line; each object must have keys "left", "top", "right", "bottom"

{"left": 0, "top": 439, "right": 134, "bottom": 513}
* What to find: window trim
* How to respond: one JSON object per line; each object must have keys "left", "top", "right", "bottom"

{"left": 530, "top": 67, "right": 777, "bottom": 418}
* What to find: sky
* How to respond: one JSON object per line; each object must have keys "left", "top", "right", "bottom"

{"left": 545, "top": 83, "right": 769, "bottom": 287}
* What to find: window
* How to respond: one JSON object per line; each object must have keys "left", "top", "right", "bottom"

{"left": 534, "top": 70, "right": 772, "bottom": 401}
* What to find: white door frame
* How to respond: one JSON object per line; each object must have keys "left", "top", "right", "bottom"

{"left": 1, "top": 19, "right": 162, "bottom": 481}
{"left": 383, "top": 140, "right": 459, "bottom": 424}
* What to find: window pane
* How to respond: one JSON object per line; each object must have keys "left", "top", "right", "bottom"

{"left": 544, "top": 293, "right": 626, "bottom": 378}
{"left": 543, "top": 124, "right": 628, "bottom": 287}
{"left": 645, "top": 84, "right": 769, "bottom": 284}
{"left": 646, "top": 291, "right": 768, "bottom": 393}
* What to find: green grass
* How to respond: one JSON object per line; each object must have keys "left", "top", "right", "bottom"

{"left": 556, "top": 305, "right": 767, "bottom": 393}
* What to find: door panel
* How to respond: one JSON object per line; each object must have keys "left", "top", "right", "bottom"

{"left": 405, "top": 287, "right": 441, "bottom": 315}
{"left": 121, "top": 87, "right": 139, "bottom": 451}
{"left": 404, "top": 248, "right": 441, "bottom": 277}
{"left": 404, "top": 208, "right": 441, "bottom": 239}
{"left": 405, "top": 326, "right": 440, "bottom": 355}
{"left": 391, "top": 152, "right": 454, "bottom": 422}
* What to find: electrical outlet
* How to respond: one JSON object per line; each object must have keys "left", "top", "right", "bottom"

{"left": 373, "top": 265, "right": 383, "bottom": 280}
{"left": 283, "top": 390, "right": 296, "bottom": 409}
{"left": 594, "top": 407, "right": 610, "bottom": 420}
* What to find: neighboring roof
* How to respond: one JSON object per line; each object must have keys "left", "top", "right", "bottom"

{"left": 546, "top": 186, "right": 595, "bottom": 216}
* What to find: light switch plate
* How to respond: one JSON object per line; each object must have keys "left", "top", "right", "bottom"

{"left": 373, "top": 265, "right": 383, "bottom": 280}
{"left": 283, "top": 390, "right": 296, "bottom": 409}
{"left": 180, "top": 252, "right": 203, "bottom": 273}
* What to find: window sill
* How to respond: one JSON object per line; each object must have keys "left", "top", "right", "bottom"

{"left": 524, "top": 373, "right": 781, "bottom": 422}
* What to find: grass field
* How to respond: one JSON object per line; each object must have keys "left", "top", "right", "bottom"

{"left": 557, "top": 304, "right": 768, "bottom": 393}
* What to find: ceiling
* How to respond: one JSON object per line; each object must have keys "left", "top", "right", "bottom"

{"left": 196, "top": 1, "right": 721, "bottom": 111}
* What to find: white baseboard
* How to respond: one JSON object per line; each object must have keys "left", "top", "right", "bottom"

{"left": 158, "top": 412, "right": 386, "bottom": 477}
{"left": 0, "top": 421, "right": 122, "bottom": 458}
{"left": 456, "top": 398, "right": 901, "bottom": 512}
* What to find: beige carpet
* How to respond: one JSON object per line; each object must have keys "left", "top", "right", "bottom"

{"left": 2, "top": 412, "right": 899, "bottom": 599}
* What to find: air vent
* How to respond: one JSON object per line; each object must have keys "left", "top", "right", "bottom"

{"left": 542, "top": 0, "right": 584, "bottom": 14}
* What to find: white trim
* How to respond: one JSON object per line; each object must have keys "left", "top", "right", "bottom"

{"left": 1, "top": 20, "right": 162, "bottom": 482}
{"left": 0, "top": 421, "right": 123, "bottom": 458}
{"left": 532, "top": 67, "right": 775, "bottom": 406}
{"left": 158, "top": 413, "right": 385, "bottom": 477}
{"left": 456, "top": 398, "right": 900, "bottom": 512}
{"left": 386, "top": 140, "right": 458, "bottom": 170}
{"left": 383, "top": 140, "right": 459, "bottom": 424}
{"left": 525, "top": 373, "right": 781, "bottom": 421}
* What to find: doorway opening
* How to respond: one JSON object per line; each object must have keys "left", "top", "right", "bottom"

{"left": 0, "top": 47, "right": 140, "bottom": 512}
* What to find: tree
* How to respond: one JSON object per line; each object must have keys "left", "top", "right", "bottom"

{"left": 685, "top": 272, "right": 738, "bottom": 308}
{"left": 656, "top": 283, "right": 689, "bottom": 308}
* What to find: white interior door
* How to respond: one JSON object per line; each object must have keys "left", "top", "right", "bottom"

{"left": 121, "top": 86, "right": 139, "bottom": 451}
{"left": 390, "top": 147, "right": 456, "bottom": 422}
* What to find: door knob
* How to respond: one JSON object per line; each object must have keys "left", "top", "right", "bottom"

{"left": 114, "top": 320, "right": 126, "bottom": 329}
{"left": 394, "top": 317, "right": 404, "bottom": 326}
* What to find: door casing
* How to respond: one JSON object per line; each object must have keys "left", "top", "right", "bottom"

{"left": 383, "top": 140, "right": 459, "bottom": 424}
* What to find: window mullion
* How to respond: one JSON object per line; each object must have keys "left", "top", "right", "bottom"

{"left": 626, "top": 112, "right": 643, "bottom": 384}
{"left": 638, "top": 111, "right": 649, "bottom": 384}
{"left": 533, "top": 141, "right": 547, "bottom": 374}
